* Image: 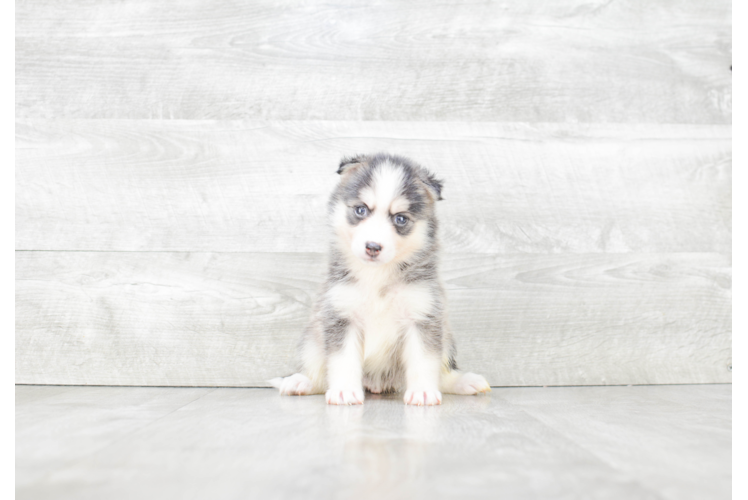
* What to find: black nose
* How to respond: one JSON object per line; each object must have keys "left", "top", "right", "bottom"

{"left": 365, "top": 242, "right": 382, "bottom": 257}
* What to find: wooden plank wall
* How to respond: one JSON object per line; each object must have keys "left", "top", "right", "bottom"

{"left": 727, "top": 0, "right": 748, "bottom": 69}
{"left": 728, "top": 0, "right": 748, "bottom": 366}
{"left": 15, "top": 0, "right": 732, "bottom": 387}
{"left": 729, "top": 123, "right": 748, "bottom": 366}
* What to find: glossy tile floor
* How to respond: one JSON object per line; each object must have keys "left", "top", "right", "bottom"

{"left": 16, "top": 384, "right": 731, "bottom": 500}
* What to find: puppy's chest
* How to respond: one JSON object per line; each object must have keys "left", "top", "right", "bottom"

{"left": 327, "top": 280, "right": 433, "bottom": 358}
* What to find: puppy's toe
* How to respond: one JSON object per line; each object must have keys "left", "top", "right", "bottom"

{"left": 404, "top": 389, "right": 442, "bottom": 406}
{"left": 326, "top": 388, "right": 365, "bottom": 405}
{"left": 453, "top": 372, "right": 491, "bottom": 395}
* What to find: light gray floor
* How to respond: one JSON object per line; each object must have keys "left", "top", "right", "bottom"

{"left": 16, "top": 384, "right": 730, "bottom": 500}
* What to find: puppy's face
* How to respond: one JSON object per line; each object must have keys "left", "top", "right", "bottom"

{"left": 330, "top": 155, "right": 442, "bottom": 266}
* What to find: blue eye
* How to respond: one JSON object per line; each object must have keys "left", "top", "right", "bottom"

{"left": 394, "top": 214, "right": 408, "bottom": 226}
{"left": 354, "top": 206, "right": 368, "bottom": 217}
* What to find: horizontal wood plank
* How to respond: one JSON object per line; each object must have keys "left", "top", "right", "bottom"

{"left": 728, "top": 125, "right": 748, "bottom": 268}
{"left": 729, "top": 125, "right": 748, "bottom": 366}
{"left": 727, "top": 0, "right": 748, "bottom": 67}
{"left": 15, "top": 0, "right": 731, "bottom": 122}
{"left": 730, "top": 71, "right": 748, "bottom": 124}
{"left": 16, "top": 121, "right": 732, "bottom": 254}
{"left": 15, "top": 251, "right": 732, "bottom": 387}
{"left": 730, "top": 266, "right": 748, "bottom": 366}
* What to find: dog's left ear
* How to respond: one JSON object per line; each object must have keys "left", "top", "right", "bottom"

{"left": 337, "top": 155, "right": 368, "bottom": 175}
{"left": 418, "top": 169, "right": 444, "bottom": 201}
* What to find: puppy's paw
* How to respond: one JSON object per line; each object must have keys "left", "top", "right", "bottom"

{"left": 404, "top": 388, "right": 442, "bottom": 406}
{"left": 325, "top": 388, "right": 365, "bottom": 405}
{"left": 269, "top": 373, "right": 314, "bottom": 396}
{"left": 452, "top": 372, "right": 491, "bottom": 395}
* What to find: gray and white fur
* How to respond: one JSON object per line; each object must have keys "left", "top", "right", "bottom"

{"left": 270, "top": 153, "right": 490, "bottom": 405}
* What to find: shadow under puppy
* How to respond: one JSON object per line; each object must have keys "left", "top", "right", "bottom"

{"left": 270, "top": 153, "right": 490, "bottom": 405}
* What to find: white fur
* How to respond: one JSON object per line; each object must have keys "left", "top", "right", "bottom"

{"left": 440, "top": 371, "right": 491, "bottom": 395}
{"left": 364, "top": 162, "right": 406, "bottom": 214}
{"left": 268, "top": 373, "right": 314, "bottom": 396}
{"left": 325, "top": 325, "right": 365, "bottom": 405}
{"left": 350, "top": 163, "right": 410, "bottom": 265}
{"left": 326, "top": 278, "right": 436, "bottom": 397}
{"left": 351, "top": 214, "right": 397, "bottom": 264}
{"left": 402, "top": 325, "right": 442, "bottom": 406}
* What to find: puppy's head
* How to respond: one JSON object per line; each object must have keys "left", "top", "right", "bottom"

{"left": 329, "top": 153, "right": 443, "bottom": 266}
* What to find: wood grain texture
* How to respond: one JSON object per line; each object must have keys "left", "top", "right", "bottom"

{"left": 16, "top": 120, "right": 732, "bottom": 254}
{"left": 728, "top": 125, "right": 748, "bottom": 267}
{"left": 15, "top": 386, "right": 212, "bottom": 488}
{"left": 727, "top": 0, "right": 748, "bottom": 66}
{"left": 15, "top": 0, "right": 731, "bottom": 122}
{"left": 730, "top": 266, "right": 748, "bottom": 366}
{"left": 730, "top": 71, "right": 748, "bottom": 124}
{"left": 14, "top": 0, "right": 733, "bottom": 390}
{"left": 728, "top": 125, "right": 748, "bottom": 368}
{"left": 499, "top": 385, "right": 731, "bottom": 500}
{"left": 16, "top": 251, "right": 731, "bottom": 387}
{"left": 15, "top": 385, "right": 731, "bottom": 500}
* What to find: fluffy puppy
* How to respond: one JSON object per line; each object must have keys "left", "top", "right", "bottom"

{"left": 270, "top": 153, "right": 490, "bottom": 405}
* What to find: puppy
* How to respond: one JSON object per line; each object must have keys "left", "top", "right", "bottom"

{"left": 270, "top": 153, "right": 490, "bottom": 405}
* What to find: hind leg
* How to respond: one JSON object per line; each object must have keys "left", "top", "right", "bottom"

{"left": 269, "top": 330, "right": 327, "bottom": 396}
{"left": 441, "top": 370, "right": 491, "bottom": 395}
{"left": 269, "top": 373, "right": 318, "bottom": 395}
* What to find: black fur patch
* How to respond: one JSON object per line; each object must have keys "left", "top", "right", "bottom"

{"left": 322, "top": 309, "right": 351, "bottom": 354}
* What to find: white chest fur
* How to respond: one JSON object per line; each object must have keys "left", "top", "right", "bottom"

{"left": 326, "top": 270, "right": 433, "bottom": 368}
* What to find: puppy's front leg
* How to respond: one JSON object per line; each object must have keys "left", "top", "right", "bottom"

{"left": 403, "top": 324, "right": 443, "bottom": 406}
{"left": 326, "top": 325, "right": 365, "bottom": 405}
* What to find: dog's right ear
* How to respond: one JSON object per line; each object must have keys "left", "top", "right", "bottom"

{"left": 337, "top": 155, "right": 368, "bottom": 175}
